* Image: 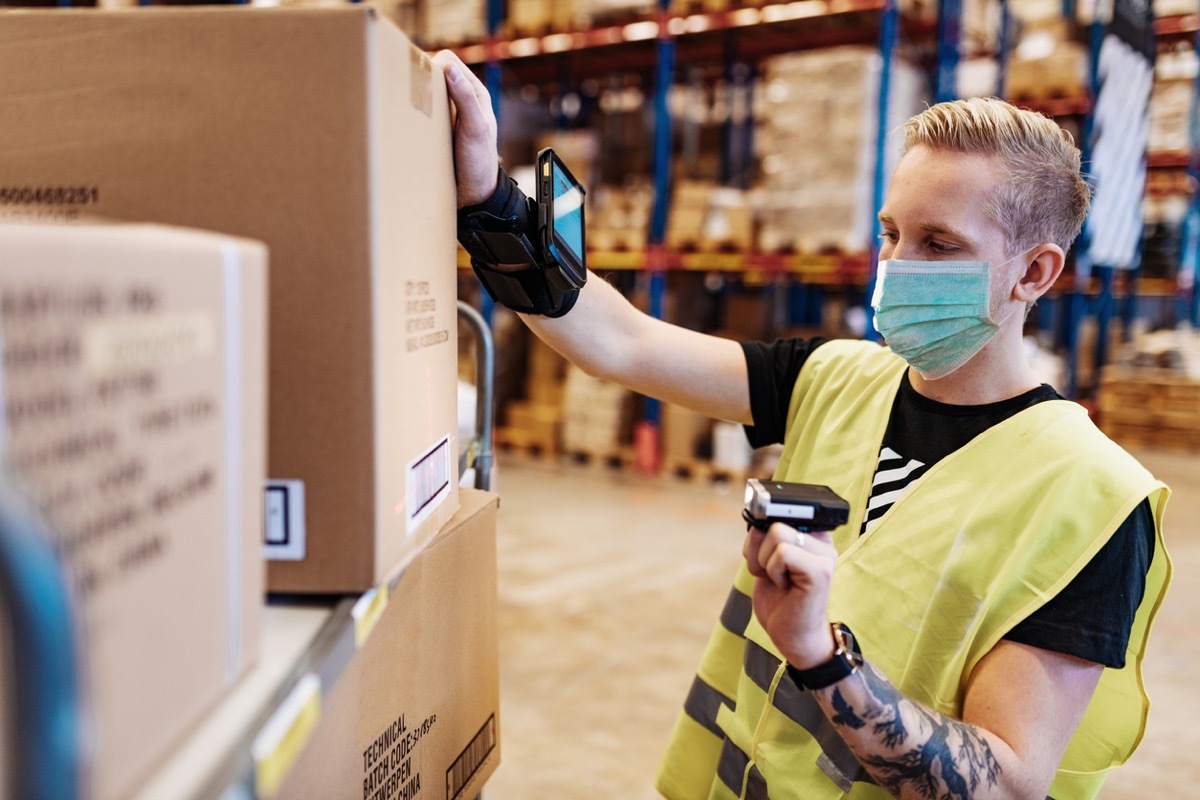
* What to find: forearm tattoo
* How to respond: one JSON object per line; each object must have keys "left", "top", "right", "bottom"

{"left": 821, "top": 663, "right": 1003, "bottom": 799}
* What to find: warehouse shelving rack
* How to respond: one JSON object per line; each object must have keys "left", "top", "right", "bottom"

{"left": 455, "top": 1, "right": 1200, "bottom": 407}
{"left": 0, "top": 302, "right": 496, "bottom": 800}
{"left": 455, "top": 0, "right": 925, "bottom": 464}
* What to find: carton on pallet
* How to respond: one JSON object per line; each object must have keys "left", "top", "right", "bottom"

{"left": 0, "top": 222, "right": 266, "bottom": 800}
{"left": 562, "top": 365, "right": 634, "bottom": 458}
{"left": 0, "top": 7, "right": 460, "bottom": 593}
{"left": 754, "top": 46, "right": 927, "bottom": 254}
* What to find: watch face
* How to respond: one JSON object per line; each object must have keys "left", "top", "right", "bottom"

{"left": 834, "top": 623, "right": 865, "bottom": 668}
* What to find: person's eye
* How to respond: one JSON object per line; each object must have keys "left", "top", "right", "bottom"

{"left": 877, "top": 231, "right": 898, "bottom": 243}
{"left": 928, "top": 240, "right": 957, "bottom": 253}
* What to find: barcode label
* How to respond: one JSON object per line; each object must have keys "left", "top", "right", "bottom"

{"left": 445, "top": 715, "right": 496, "bottom": 800}
{"left": 263, "top": 480, "right": 306, "bottom": 560}
{"left": 405, "top": 435, "right": 451, "bottom": 534}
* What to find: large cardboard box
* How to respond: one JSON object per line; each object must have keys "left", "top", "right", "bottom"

{"left": 278, "top": 489, "right": 501, "bottom": 800}
{"left": 0, "top": 7, "right": 461, "bottom": 592}
{"left": 0, "top": 222, "right": 266, "bottom": 800}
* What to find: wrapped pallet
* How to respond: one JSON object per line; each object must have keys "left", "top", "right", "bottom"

{"left": 753, "top": 46, "right": 927, "bottom": 254}
{"left": 562, "top": 365, "right": 634, "bottom": 459}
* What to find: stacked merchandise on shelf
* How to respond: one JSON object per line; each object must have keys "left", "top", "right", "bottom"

{"left": 1153, "top": 0, "right": 1199, "bottom": 16}
{"left": 508, "top": 0, "right": 586, "bottom": 35}
{"left": 666, "top": 180, "right": 754, "bottom": 252}
{"left": 1142, "top": 195, "right": 1189, "bottom": 279}
{"left": 662, "top": 403, "right": 716, "bottom": 475}
{"left": 502, "top": 335, "right": 569, "bottom": 455}
{"left": 1149, "top": 46, "right": 1198, "bottom": 155}
{"left": 1098, "top": 327, "right": 1200, "bottom": 452}
{"left": 420, "top": 0, "right": 487, "bottom": 44}
{"left": 1004, "top": 16, "right": 1089, "bottom": 102}
{"left": 589, "top": 177, "right": 654, "bottom": 251}
{"left": 562, "top": 364, "right": 636, "bottom": 460}
{"left": 752, "top": 46, "right": 928, "bottom": 254}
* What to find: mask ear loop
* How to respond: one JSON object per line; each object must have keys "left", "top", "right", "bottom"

{"left": 988, "top": 245, "right": 1040, "bottom": 326}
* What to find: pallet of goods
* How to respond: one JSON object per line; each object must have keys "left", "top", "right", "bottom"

{"left": 561, "top": 365, "right": 635, "bottom": 464}
{"left": 1097, "top": 330, "right": 1200, "bottom": 452}
{"left": 753, "top": 46, "right": 927, "bottom": 254}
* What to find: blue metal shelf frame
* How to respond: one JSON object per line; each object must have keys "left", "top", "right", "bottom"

{"left": 934, "top": 0, "right": 963, "bottom": 103}
{"left": 864, "top": 0, "right": 900, "bottom": 341}
{"left": 478, "top": 0, "right": 505, "bottom": 328}
{"left": 1064, "top": 16, "right": 1108, "bottom": 398}
{"left": 636, "top": 0, "right": 676, "bottom": 465}
{"left": 1188, "top": 24, "right": 1200, "bottom": 328}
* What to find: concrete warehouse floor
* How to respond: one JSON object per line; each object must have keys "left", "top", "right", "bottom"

{"left": 482, "top": 446, "right": 1198, "bottom": 800}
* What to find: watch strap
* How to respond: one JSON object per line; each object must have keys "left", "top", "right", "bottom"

{"left": 787, "top": 623, "right": 863, "bottom": 691}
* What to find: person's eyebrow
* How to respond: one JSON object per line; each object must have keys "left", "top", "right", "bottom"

{"left": 877, "top": 213, "right": 975, "bottom": 245}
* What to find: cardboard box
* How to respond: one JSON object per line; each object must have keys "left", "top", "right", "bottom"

{"left": 0, "top": 222, "right": 266, "bottom": 800}
{"left": 277, "top": 489, "right": 501, "bottom": 800}
{"left": 0, "top": 7, "right": 461, "bottom": 592}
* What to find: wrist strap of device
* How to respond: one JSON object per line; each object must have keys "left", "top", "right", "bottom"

{"left": 457, "top": 167, "right": 581, "bottom": 318}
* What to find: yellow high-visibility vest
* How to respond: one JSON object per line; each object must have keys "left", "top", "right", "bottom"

{"left": 656, "top": 340, "right": 1172, "bottom": 800}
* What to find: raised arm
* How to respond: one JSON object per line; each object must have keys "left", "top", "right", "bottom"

{"left": 433, "top": 50, "right": 752, "bottom": 424}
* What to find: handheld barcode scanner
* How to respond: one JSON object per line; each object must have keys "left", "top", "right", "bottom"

{"left": 742, "top": 478, "right": 850, "bottom": 532}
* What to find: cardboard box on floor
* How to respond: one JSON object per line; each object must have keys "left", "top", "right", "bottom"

{"left": 0, "top": 222, "right": 266, "bottom": 800}
{"left": 0, "top": 6, "right": 460, "bottom": 593}
{"left": 278, "top": 489, "right": 501, "bottom": 800}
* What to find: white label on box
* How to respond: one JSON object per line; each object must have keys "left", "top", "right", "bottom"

{"left": 263, "top": 480, "right": 306, "bottom": 561}
{"left": 82, "top": 311, "right": 215, "bottom": 375}
{"left": 404, "top": 435, "right": 451, "bottom": 534}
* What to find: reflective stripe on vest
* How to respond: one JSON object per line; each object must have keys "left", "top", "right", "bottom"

{"left": 684, "top": 676, "right": 734, "bottom": 739}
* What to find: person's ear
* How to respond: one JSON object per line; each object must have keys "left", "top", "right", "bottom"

{"left": 1013, "top": 244, "right": 1065, "bottom": 303}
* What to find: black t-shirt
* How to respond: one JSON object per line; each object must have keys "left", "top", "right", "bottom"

{"left": 742, "top": 337, "right": 1154, "bottom": 669}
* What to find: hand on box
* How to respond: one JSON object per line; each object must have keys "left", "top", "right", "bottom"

{"left": 432, "top": 50, "right": 499, "bottom": 208}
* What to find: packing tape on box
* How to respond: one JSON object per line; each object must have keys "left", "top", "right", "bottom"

{"left": 252, "top": 673, "right": 322, "bottom": 798}
{"left": 352, "top": 584, "right": 391, "bottom": 648}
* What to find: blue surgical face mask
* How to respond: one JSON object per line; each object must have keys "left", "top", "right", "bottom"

{"left": 870, "top": 253, "right": 1026, "bottom": 380}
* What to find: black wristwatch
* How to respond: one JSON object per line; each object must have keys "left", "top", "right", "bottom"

{"left": 787, "top": 622, "right": 864, "bottom": 691}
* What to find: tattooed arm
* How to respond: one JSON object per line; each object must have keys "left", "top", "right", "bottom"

{"left": 745, "top": 524, "right": 1104, "bottom": 799}
{"left": 810, "top": 640, "right": 1103, "bottom": 799}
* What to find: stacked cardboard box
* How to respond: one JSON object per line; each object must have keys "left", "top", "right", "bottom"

{"left": 900, "top": 0, "right": 1002, "bottom": 52}
{"left": 582, "top": 0, "right": 657, "bottom": 24}
{"left": 501, "top": 336, "right": 568, "bottom": 454}
{"left": 1096, "top": 327, "right": 1200, "bottom": 452}
{"left": 589, "top": 180, "right": 653, "bottom": 251}
{"left": 508, "top": 0, "right": 585, "bottom": 34}
{"left": 0, "top": 222, "right": 266, "bottom": 800}
{"left": 278, "top": 490, "right": 502, "bottom": 800}
{"left": 662, "top": 403, "right": 716, "bottom": 473}
{"left": 1149, "top": 49, "right": 1198, "bottom": 154}
{"left": 0, "top": 8, "right": 461, "bottom": 594}
{"left": 562, "top": 364, "right": 635, "bottom": 458}
{"left": 1098, "top": 364, "right": 1200, "bottom": 452}
{"left": 421, "top": 0, "right": 487, "bottom": 44}
{"left": 1004, "top": 17, "right": 1088, "bottom": 101}
{"left": 666, "top": 181, "right": 753, "bottom": 252}
{"left": 753, "top": 46, "right": 927, "bottom": 254}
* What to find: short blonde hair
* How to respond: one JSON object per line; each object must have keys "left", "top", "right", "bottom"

{"left": 903, "top": 97, "right": 1091, "bottom": 255}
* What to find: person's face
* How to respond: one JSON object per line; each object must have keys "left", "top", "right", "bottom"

{"left": 877, "top": 146, "right": 1022, "bottom": 318}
